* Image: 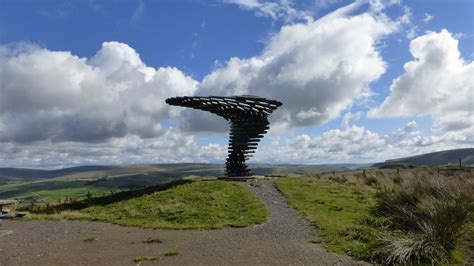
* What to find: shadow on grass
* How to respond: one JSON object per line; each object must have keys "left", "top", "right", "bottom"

{"left": 42, "top": 179, "right": 194, "bottom": 213}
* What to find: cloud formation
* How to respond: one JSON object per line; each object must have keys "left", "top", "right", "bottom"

{"left": 369, "top": 29, "right": 473, "bottom": 136}
{"left": 0, "top": 127, "right": 226, "bottom": 168}
{"left": 190, "top": 6, "right": 396, "bottom": 132}
{"left": 224, "top": 0, "right": 311, "bottom": 22}
{"left": 368, "top": 0, "right": 400, "bottom": 13}
{"left": 0, "top": 42, "right": 198, "bottom": 143}
{"left": 0, "top": 2, "right": 470, "bottom": 168}
{"left": 254, "top": 121, "right": 471, "bottom": 164}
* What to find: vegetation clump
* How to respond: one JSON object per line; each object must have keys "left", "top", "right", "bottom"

{"left": 164, "top": 249, "right": 180, "bottom": 256}
{"left": 133, "top": 256, "right": 158, "bottom": 263}
{"left": 373, "top": 177, "right": 473, "bottom": 264}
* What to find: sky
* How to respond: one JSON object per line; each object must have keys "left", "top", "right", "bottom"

{"left": 0, "top": 0, "right": 472, "bottom": 168}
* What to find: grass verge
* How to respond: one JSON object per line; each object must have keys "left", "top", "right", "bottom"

{"left": 276, "top": 177, "right": 381, "bottom": 260}
{"left": 276, "top": 176, "right": 473, "bottom": 264}
{"left": 30, "top": 180, "right": 268, "bottom": 229}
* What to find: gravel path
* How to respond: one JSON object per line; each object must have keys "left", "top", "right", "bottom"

{"left": 1, "top": 178, "right": 364, "bottom": 265}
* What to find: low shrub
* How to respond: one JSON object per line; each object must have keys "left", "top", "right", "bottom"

{"left": 373, "top": 177, "right": 473, "bottom": 264}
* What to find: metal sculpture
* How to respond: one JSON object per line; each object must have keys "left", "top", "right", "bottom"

{"left": 166, "top": 95, "right": 282, "bottom": 177}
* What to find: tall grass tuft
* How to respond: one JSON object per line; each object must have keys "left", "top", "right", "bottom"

{"left": 374, "top": 177, "right": 473, "bottom": 264}
{"left": 383, "top": 235, "right": 446, "bottom": 264}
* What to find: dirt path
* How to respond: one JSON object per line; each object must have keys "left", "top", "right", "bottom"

{"left": 1, "top": 178, "right": 364, "bottom": 265}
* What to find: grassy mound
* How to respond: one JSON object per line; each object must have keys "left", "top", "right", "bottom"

{"left": 31, "top": 180, "right": 268, "bottom": 229}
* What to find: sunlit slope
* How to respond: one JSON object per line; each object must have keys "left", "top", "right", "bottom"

{"left": 31, "top": 180, "right": 268, "bottom": 229}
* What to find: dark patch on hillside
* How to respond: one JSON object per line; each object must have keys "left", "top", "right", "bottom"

{"left": 30, "top": 179, "right": 193, "bottom": 213}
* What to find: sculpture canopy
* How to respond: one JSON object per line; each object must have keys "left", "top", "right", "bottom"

{"left": 165, "top": 95, "right": 282, "bottom": 177}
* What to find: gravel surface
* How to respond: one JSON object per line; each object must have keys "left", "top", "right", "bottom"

{"left": 1, "top": 178, "right": 366, "bottom": 265}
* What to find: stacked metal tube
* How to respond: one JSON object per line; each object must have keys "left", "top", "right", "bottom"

{"left": 165, "top": 95, "right": 282, "bottom": 177}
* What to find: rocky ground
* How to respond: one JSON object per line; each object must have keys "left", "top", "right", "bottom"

{"left": 0, "top": 178, "right": 364, "bottom": 265}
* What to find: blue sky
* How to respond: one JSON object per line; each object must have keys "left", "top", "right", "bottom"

{"left": 0, "top": 0, "right": 472, "bottom": 168}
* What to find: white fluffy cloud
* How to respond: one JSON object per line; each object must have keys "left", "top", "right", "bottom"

{"left": 369, "top": 29, "right": 473, "bottom": 136}
{"left": 341, "top": 111, "right": 363, "bottom": 128}
{"left": 0, "top": 42, "right": 198, "bottom": 143}
{"left": 254, "top": 121, "right": 471, "bottom": 164}
{"left": 0, "top": 127, "right": 226, "bottom": 168}
{"left": 186, "top": 6, "right": 396, "bottom": 132}
{"left": 255, "top": 125, "right": 387, "bottom": 163}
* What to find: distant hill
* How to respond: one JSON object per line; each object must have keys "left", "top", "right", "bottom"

{"left": 0, "top": 164, "right": 221, "bottom": 183}
{"left": 0, "top": 165, "right": 119, "bottom": 182}
{"left": 0, "top": 163, "right": 357, "bottom": 200}
{"left": 375, "top": 148, "right": 474, "bottom": 168}
{"left": 0, "top": 163, "right": 359, "bottom": 183}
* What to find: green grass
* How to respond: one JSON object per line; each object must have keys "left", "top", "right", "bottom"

{"left": 133, "top": 256, "right": 158, "bottom": 263}
{"left": 373, "top": 178, "right": 474, "bottom": 264}
{"left": 33, "top": 180, "right": 268, "bottom": 229}
{"left": 164, "top": 249, "right": 180, "bottom": 256}
{"left": 0, "top": 180, "right": 118, "bottom": 202}
{"left": 276, "top": 176, "right": 473, "bottom": 264}
{"left": 276, "top": 177, "right": 383, "bottom": 260}
{"left": 458, "top": 220, "right": 474, "bottom": 262}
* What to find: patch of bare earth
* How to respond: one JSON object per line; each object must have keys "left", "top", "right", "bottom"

{"left": 1, "top": 178, "right": 364, "bottom": 265}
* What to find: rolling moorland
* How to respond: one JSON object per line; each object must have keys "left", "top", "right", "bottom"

{"left": 1, "top": 148, "right": 473, "bottom": 264}
{"left": 1, "top": 148, "right": 472, "bottom": 203}
{"left": 0, "top": 163, "right": 355, "bottom": 202}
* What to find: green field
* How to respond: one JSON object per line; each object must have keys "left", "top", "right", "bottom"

{"left": 31, "top": 180, "right": 268, "bottom": 229}
{"left": 0, "top": 180, "right": 120, "bottom": 202}
{"left": 0, "top": 175, "right": 178, "bottom": 203}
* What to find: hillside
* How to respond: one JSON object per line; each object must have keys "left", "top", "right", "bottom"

{"left": 0, "top": 164, "right": 223, "bottom": 184}
{"left": 0, "top": 163, "right": 350, "bottom": 183}
{"left": 0, "top": 166, "right": 118, "bottom": 183}
{"left": 29, "top": 180, "right": 268, "bottom": 229}
{"left": 0, "top": 163, "right": 353, "bottom": 201}
{"left": 375, "top": 148, "right": 474, "bottom": 167}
